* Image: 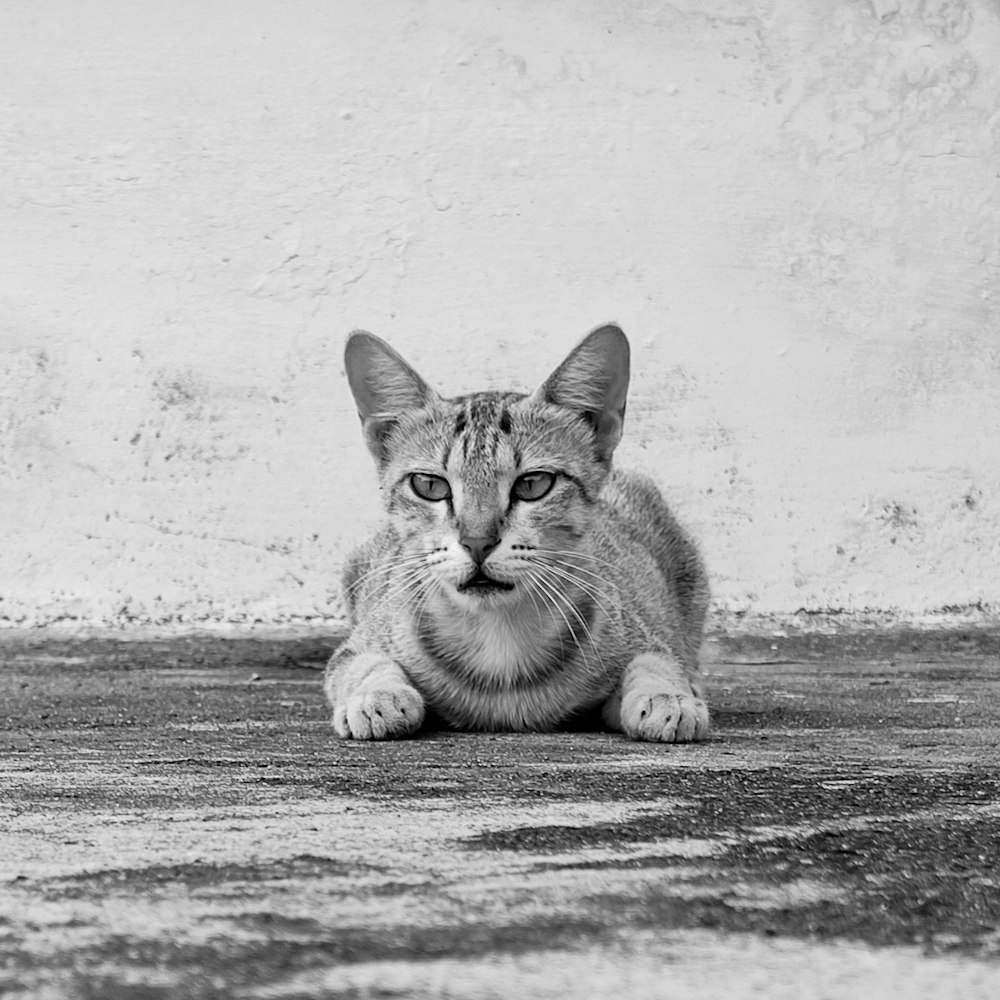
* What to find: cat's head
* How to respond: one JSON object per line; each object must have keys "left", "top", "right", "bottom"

{"left": 343, "top": 325, "right": 630, "bottom": 607}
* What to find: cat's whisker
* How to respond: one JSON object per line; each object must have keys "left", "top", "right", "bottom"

{"left": 528, "top": 558, "right": 622, "bottom": 620}
{"left": 410, "top": 574, "right": 441, "bottom": 625}
{"left": 514, "top": 547, "right": 619, "bottom": 607}
{"left": 525, "top": 566, "right": 610, "bottom": 683}
{"left": 521, "top": 569, "right": 577, "bottom": 663}
{"left": 526, "top": 552, "right": 627, "bottom": 613}
{"left": 536, "top": 565, "right": 614, "bottom": 683}
{"left": 346, "top": 553, "right": 430, "bottom": 597}
{"left": 509, "top": 567, "right": 559, "bottom": 655}
{"left": 362, "top": 561, "right": 431, "bottom": 611}
{"left": 529, "top": 547, "right": 626, "bottom": 579}
{"left": 356, "top": 559, "right": 424, "bottom": 598}
{"left": 521, "top": 574, "right": 547, "bottom": 623}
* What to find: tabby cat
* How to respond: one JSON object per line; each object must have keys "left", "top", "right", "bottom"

{"left": 325, "top": 324, "right": 710, "bottom": 742}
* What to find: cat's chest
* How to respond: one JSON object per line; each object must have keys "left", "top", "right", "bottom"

{"left": 414, "top": 599, "right": 588, "bottom": 687}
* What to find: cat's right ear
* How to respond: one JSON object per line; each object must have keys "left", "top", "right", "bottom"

{"left": 344, "top": 331, "right": 437, "bottom": 463}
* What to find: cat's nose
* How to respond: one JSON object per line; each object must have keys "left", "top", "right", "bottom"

{"left": 460, "top": 534, "right": 500, "bottom": 566}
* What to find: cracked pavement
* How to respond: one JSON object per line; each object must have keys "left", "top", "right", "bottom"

{"left": 2, "top": 628, "right": 999, "bottom": 998}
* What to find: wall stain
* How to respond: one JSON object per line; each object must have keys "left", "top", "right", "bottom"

{"left": 877, "top": 502, "right": 918, "bottom": 530}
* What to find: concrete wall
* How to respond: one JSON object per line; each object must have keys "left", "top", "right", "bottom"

{"left": 2, "top": 0, "right": 998, "bottom": 628}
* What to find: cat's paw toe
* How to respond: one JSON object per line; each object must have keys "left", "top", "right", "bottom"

{"left": 333, "top": 686, "right": 425, "bottom": 740}
{"left": 620, "top": 691, "right": 709, "bottom": 743}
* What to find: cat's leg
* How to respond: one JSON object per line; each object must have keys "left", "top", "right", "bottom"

{"left": 603, "top": 653, "right": 709, "bottom": 743}
{"left": 325, "top": 647, "right": 425, "bottom": 740}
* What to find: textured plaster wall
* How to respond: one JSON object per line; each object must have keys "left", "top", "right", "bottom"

{"left": 2, "top": 0, "right": 999, "bottom": 627}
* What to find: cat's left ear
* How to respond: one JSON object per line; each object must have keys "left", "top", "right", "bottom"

{"left": 344, "top": 331, "right": 439, "bottom": 464}
{"left": 533, "top": 324, "right": 630, "bottom": 463}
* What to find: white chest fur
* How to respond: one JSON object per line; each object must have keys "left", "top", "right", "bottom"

{"left": 418, "top": 589, "right": 597, "bottom": 688}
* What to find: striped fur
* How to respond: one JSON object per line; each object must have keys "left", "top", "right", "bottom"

{"left": 326, "top": 325, "right": 710, "bottom": 741}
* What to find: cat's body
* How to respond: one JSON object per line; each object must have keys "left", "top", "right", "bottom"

{"left": 326, "top": 326, "right": 710, "bottom": 742}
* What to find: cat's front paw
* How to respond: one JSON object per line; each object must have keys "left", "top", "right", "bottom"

{"left": 332, "top": 685, "right": 425, "bottom": 740}
{"left": 620, "top": 690, "right": 709, "bottom": 743}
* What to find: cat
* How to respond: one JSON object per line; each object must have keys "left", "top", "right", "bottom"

{"left": 325, "top": 324, "right": 710, "bottom": 742}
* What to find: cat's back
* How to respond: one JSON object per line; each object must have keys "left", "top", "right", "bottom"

{"left": 597, "top": 469, "right": 709, "bottom": 643}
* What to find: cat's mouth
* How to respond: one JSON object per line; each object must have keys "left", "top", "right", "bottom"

{"left": 457, "top": 570, "right": 516, "bottom": 594}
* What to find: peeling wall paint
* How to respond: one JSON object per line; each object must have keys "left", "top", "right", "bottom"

{"left": 1, "top": 0, "right": 999, "bottom": 627}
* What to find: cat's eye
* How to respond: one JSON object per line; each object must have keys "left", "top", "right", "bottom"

{"left": 512, "top": 471, "right": 556, "bottom": 502}
{"left": 410, "top": 473, "right": 452, "bottom": 502}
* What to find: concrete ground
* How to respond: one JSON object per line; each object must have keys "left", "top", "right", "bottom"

{"left": 2, "top": 628, "right": 999, "bottom": 999}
